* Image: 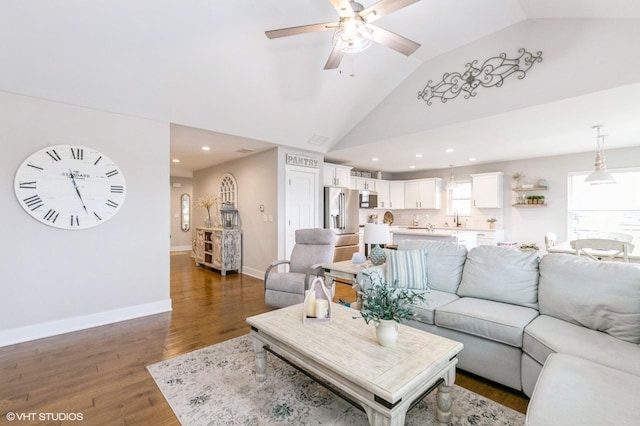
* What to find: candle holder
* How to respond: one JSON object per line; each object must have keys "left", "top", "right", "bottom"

{"left": 302, "top": 277, "right": 332, "bottom": 325}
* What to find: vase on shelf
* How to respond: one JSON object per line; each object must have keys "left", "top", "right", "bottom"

{"left": 204, "top": 212, "right": 213, "bottom": 228}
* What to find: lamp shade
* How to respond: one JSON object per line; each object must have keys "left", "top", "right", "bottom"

{"left": 363, "top": 223, "right": 390, "bottom": 245}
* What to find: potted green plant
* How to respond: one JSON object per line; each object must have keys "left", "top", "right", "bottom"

{"left": 359, "top": 271, "right": 426, "bottom": 347}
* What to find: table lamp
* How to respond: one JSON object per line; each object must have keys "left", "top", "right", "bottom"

{"left": 364, "top": 223, "right": 390, "bottom": 265}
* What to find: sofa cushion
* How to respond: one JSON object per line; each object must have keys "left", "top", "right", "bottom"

{"left": 523, "top": 315, "right": 640, "bottom": 377}
{"left": 435, "top": 297, "right": 538, "bottom": 348}
{"left": 457, "top": 246, "right": 540, "bottom": 309}
{"left": 525, "top": 353, "right": 640, "bottom": 426}
{"left": 410, "top": 289, "right": 459, "bottom": 325}
{"left": 538, "top": 253, "right": 640, "bottom": 344}
{"left": 384, "top": 248, "right": 428, "bottom": 289}
{"left": 397, "top": 240, "right": 467, "bottom": 293}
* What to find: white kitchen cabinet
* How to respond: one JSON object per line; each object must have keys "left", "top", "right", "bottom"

{"left": 323, "top": 163, "right": 351, "bottom": 187}
{"left": 388, "top": 181, "right": 405, "bottom": 210}
{"left": 471, "top": 172, "right": 503, "bottom": 208}
{"left": 351, "top": 177, "right": 376, "bottom": 191}
{"left": 376, "top": 180, "right": 390, "bottom": 208}
{"left": 475, "top": 229, "right": 505, "bottom": 246}
{"left": 404, "top": 178, "right": 442, "bottom": 209}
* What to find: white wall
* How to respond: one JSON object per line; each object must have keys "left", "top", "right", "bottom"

{"left": 193, "top": 148, "right": 278, "bottom": 278}
{"left": 170, "top": 177, "right": 193, "bottom": 251}
{"left": 0, "top": 91, "right": 171, "bottom": 346}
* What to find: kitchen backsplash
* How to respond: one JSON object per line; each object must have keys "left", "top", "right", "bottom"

{"left": 359, "top": 208, "right": 503, "bottom": 230}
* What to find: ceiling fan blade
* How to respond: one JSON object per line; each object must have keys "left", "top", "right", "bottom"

{"left": 324, "top": 44, "right": 344, "bottom": 70}
{"left": 265, "top": 22, "right": 339, "bottom": 39}
{"left": 330, "top": 0, "right": 355, "bottom": 18}
{"left": 360, "top": 0, "right": 421, "bottom": 24}
{"left": 370, "top": 24, "right": 420, "bottom": 56}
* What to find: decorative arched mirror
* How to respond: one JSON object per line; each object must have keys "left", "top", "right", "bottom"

{"left": 181, "top": 193, "right": 190, "bottom": 232}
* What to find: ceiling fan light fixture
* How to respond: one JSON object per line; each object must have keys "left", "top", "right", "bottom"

{"left": 333, "top": 17, "right": 373, "bottom": 53}
{"left": 585, "top": 125, "right": 616, "bottom": 185}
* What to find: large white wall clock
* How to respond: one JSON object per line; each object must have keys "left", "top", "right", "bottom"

{"left": 14, "top": 144, "right": 126, "bottom": 230}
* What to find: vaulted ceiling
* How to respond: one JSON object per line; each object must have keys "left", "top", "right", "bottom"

{"left": 2, "top": 1, "right": 640, "bottom": 177}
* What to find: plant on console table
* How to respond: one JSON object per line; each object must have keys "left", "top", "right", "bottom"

{"left": 195, "top": 195, "right": 219, "bottom": 228}
{"left": 359, "top": 271, "right": 426, "bottom": 347}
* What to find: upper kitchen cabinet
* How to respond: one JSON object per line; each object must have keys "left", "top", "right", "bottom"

{"left": 404, "top": 178, "right": 442, "bottom": 209}
{"left": 471, "top": 172, "right": 503, "bottom": 208}
{"left": 351, "top": 177, "right": 377, "bottom": 191}
{"left": 324, "top": 163, "right": 351, "bottom": 187}
{"left": 376, "top": 180, "right": 390, "bottom": 208}
{"left": 389, "top": 181, "right": 405, "bottom": 210}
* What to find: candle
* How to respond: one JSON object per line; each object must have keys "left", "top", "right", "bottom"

{"left": 315, "top": 299, "right": 328, "bottom": 319}
{"left": 305, "top": 290, "right": 316, "bottom": 317}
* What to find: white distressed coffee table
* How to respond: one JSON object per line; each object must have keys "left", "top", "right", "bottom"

{"left": 246, "top": 303, "right": 463, "bottom": 425}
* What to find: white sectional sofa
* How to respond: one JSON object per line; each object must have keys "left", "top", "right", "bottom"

{"left": 363, "top": 241, "right": 640, "bottom": 424}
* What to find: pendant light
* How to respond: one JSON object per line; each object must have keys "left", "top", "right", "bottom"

{"left": 445, "top": 164, "right": 458, "bottom": 190}
{"left": 584, "top": 125, "right": 616, "bottom": 185}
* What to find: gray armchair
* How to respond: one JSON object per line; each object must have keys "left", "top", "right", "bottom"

{"left": 264, "top": 228, "right": 335, "bottom": 308}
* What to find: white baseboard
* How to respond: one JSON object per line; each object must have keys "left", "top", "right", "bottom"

{"left": 0, "top": 299, "right": 172, "bottom": 347}
{"left": 242, "top": 266, "right": 265, "bottom": 280}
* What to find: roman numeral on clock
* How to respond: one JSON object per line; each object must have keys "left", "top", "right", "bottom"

{"left": 43, "top": 209, "right": 59, "bottom": 223}
{"left": 93, "top": 212, "right": 102, "bottom": 221}
{"left": 19, "top": 181, "right": 37, "bottom": 189}
{"left": 23, "top": 195, "right": 44, "bottom": 211}
{"left": 106, "top": 199, "right": 119, "bottom": 208}
{"left": 110, "top": 185, "right": 124, "bottom": 193}
{"left": 46, "top": 149, "right": 62, "bottom": 161}
{"left": 70, "top": 147, "right": 84, "bottom": 160}
{"left": 27, "top": 162, "right": 43, "bottom": 171}
{"left": 70, "top": 215, "right": 80, "bottom": 227}
{"left": 105, "top": 169, "right": 119, "bottom": 178}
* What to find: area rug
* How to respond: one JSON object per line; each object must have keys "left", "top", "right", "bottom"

{"left": 147, "top": 335, "right": 525, "bottom": 425}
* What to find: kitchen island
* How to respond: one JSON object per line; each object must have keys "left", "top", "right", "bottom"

{"left": 392, "top": 228, "right": 477, "bottom": 250}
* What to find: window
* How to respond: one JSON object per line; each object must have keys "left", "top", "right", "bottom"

{"left": 568, "top": 168, "right": 640, "bottom": 241}
{"left": 446, "top": 180, "right": 472, "bottom": 216}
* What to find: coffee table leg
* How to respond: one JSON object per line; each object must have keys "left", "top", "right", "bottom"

{"left": 436, "top": 366, "right": 456, "bottom": 424}
{"left": 363, "top": 406, "right": 406, "bottom": 426}
{"left": 252, "top": 337, "right": 267, "bottom": 382}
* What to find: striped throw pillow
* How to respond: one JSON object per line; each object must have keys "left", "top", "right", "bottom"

{"left": 384, "top": 249, "right": 429, "bottom": 290}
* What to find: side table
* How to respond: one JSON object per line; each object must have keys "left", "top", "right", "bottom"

{"left": 323, "top": 260, "right": 383, "bottom": 310}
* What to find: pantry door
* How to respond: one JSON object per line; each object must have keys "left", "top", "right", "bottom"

{"left": 285, "top": 167, "right": 319, "bottom": 259}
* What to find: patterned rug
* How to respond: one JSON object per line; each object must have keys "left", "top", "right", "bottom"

{"left": 147, "top": 335, "right": 525, "bottom": 425}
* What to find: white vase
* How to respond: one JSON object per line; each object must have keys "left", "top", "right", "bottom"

{"left": 375, "top": 319, "right": 399, "bottom": 347}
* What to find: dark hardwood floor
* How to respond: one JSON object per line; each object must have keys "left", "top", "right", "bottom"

{"left": 0, "top": 251, "right": 528, "bottom": 425}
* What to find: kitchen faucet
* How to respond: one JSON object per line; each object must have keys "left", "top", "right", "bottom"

{"left": 454, "top": 211, "right": 461, "bottom": 227}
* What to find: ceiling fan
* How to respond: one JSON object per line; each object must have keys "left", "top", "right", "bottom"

{"left": 265, "top": 0, "right": 422, "bottom": 70}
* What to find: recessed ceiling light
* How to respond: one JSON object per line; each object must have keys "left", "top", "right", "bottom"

{"left": 416, "top": 154, "right": 423, "bottom": 158}
{"left": 201, "top": 146, "right": 210, "bottom": 151}
{"left": 372, "top": 157, "right": 379, "bottom": 161}
{"left": 409, "top": 165, "right": 416, "bottom": 169}
{"left": 469, "top": 157, "right": 477, "bottom": 161}
{"left": 446, "top": 148, "right": 454, "bottom": 153}
{"left": 172, "top": 159, "right": 180, "bottom": 163}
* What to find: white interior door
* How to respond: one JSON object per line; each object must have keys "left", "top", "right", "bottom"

{"left": 285, "top": 167, "right": 318, "bottom": 260}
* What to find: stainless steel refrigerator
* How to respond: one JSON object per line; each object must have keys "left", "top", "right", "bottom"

{"left": 324, "top": 187, "right": 360, "bottom": 262}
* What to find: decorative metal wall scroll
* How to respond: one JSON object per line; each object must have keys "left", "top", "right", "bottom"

{"left": 417, "top": 48, "right": 543, "bottom": 106}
